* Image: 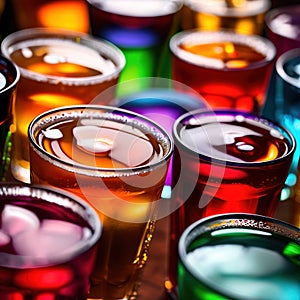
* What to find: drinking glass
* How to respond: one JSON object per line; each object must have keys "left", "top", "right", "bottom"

{"left": 10, "top": 0, "right": 90, "bottom": 33}
{"left": 262, "top": 4, "right": 300, "bottom": 120}
{"left": 181, "top": 0, "right": 271, "bottom": 35}
{"left": 178, "top": 213, "right": 300, "bottom": 300}
{"left": 265, "top": 4, "right": 300, "bottom": 58}
{"left": 0, "top": 182, "right": 102, "bottom": 299}
{"left": 86, "top": 0, "right": 183, "bottom": 87}
{"left": 169, "top": 29, "right": 276, "bottom": 113}
{"left": 28, "top": 105, "right": 173, "bottom": 300}
{"left": 1, "top": 27, "right": 125, "bottom": 183}
{"left": 166, "top": 109, "right": 295, "bottom": 297}
{"left": 0, "top": 54, "right": 20, "bottom": 180}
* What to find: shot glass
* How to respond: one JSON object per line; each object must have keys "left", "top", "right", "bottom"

{"left": 111, "top": 77, "right": 209, "bottom": 198}
{"left": 0, "top": 182, "right": 102, "bottom": 299}
{"left": 178, "top": 213, "right": 300, "bottom": 300}
{"left": 181, "top": 0, "right": 271, "bottom": 35}
{"left": 10, "top": 0, "right": 90, "bottom": 33}
{"left": 86, "top": 0, "right": 183, "bottom": 85}
{"left": 28, "top": 105, "right": 173, "bottom": 300}
{"left": 169, "top": 29, "right": 276, "bottom": 113}
{"left": 1, "top": 27, "right": 125, "bottom": 183}
{"left": 166, "top": 109, "right": 295, "bottom": 297}
{"left": 0, "top": 55, "right": 20, "bottom": 179}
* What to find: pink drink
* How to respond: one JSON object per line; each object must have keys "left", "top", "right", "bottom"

{"left": 0, "top": 183, "right": 101, "bottom": 299}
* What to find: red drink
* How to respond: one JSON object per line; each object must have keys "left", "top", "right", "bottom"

{"left": 0, "top": 183, "right": 101, "bottom": 299}
{"left": 166, "top": 109, "right": 295, "bottom": 296}
{"left": 170, "top": 30, "right": 276, "bottom": 113}
{"left": 28, "top": 105, "right": 173, "bottom": 299}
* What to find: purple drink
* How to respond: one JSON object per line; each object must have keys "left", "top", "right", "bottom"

{"left": 0, "top": 183, "right": 101, "bottom": 299}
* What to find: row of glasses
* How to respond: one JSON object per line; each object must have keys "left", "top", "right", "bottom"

{"left": 0, "top": 0, "right": 299, "bottom": 299}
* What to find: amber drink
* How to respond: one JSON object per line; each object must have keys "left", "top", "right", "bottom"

{"left": 1, "top": 28, "right": 125, "bottom": 183}
{"left": 166, "top": 109, "right": 295, "bottom": 297}
{"left": 181, "top": 0, "right": 271, "bottom": 35}
{"left": 28, "top": 105, "right": 173, "bottom": 300}
{"left": 170, "top": 30, "right": 276, "bottom": 113}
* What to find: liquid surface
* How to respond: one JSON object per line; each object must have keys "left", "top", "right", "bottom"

{"left": 35, "top": 114, "right": 165, "bottom": 169}
{"left": 178, "top": 113, "right": 291, "bottom": 163}
{"left": 10, "top": 38, "right": 117, "bottom": 77}
{"left": 180, "top": 41, "right": 266, "bottom": 69}
{"left": 184, "top": 228, "right": 300, "bottom": 300}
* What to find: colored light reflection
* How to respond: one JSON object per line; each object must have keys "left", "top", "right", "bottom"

{"left": 116, "top": 88, "right": 208, "bottom": 199}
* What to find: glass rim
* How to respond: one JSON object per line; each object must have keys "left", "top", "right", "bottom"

{"left": 86, "top": 0, "right": 184, "bottom": 16}
{"left": 0, "top": 182, "right": 102, "bottom": 268}
{"left": 276, "top": 48, "right": 300, "bottom": 89}
{"left": 183, "top": 0, "right": 271, "bottom": 17}
{"left": 265, "top": 4, "right": 300, "bottom": 39}
{"left": 172, "top": 109, "right": 296, "bottom": 167}
{"left": 0, "top": 27, "right": 126, "bottom": 85}
{"left": 178, "top": 212, "right": 300, "bottom": 300}
{"left": 28, "top": 104, "right": 174, "bottom": 176}
{"left": 0, "top": 55, "right": 20, "bottom": 94}
{"left": 169, "top": 29, "right": 276, "bottom": 70}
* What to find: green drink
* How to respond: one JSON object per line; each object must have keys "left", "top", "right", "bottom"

{"left": 178, "top": 214, "right": 300, "bottom": 300}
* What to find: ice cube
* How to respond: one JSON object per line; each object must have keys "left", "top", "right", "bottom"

{"left": 73, "top": 125, "right": 112, "bottom": 154}
{"left": 1, "top": 205, "right": 40, "bottom": 237}
{"left": 13, "top": 219, "right": 83, "bottom": 258}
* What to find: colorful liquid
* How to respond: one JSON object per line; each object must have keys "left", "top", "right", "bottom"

{"left": 11, "top": 0, "right": 90, "bottom": 33}
{"left": 170, "top": 31, "right": 275, "bottom": 113}
{"left": 179, "top": 227, "right": 300, "bottom": 300}
{"left": 29, "top": 106, "right": 172, "bottom": 299}
{"left": 116, "top": 88, "right": 207, "bottom": 196}
{"left": 87, "top": 0, "right": 182, "bottom": 82}
{"left": 0, "top": 56, "right": 19, "bottom": 179}
{"left": 0, "top": 184, "right": 100, "bottom": 299}
{"left": 181, "top": 0, "right": 270, "bottom": 35}
{"left": 266, "top": 5, "right": 300, "bottom": 57}
{"left": 167, "top": 111, "right": 294, "bottom": 296}
{"left": 2, "top": 32, "right": 125, "bottom": 183}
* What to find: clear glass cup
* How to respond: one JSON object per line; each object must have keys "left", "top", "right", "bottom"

{"left": 0, "top": 182, "right": 102, "bottom": 299}
{"left": 1, "top": 27, "right": 125, "bottom": 183}
{"left": 86, "top": 0, "right": 183, "bottom": 85}
{"left": 169, "top": 29, "right": 276, "bottom": 114}
{"left": 28, "top": 104, "right": 173, "bottom": 300}
{"left": 178, "top": 213, "right": 300, "bottom": 300}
